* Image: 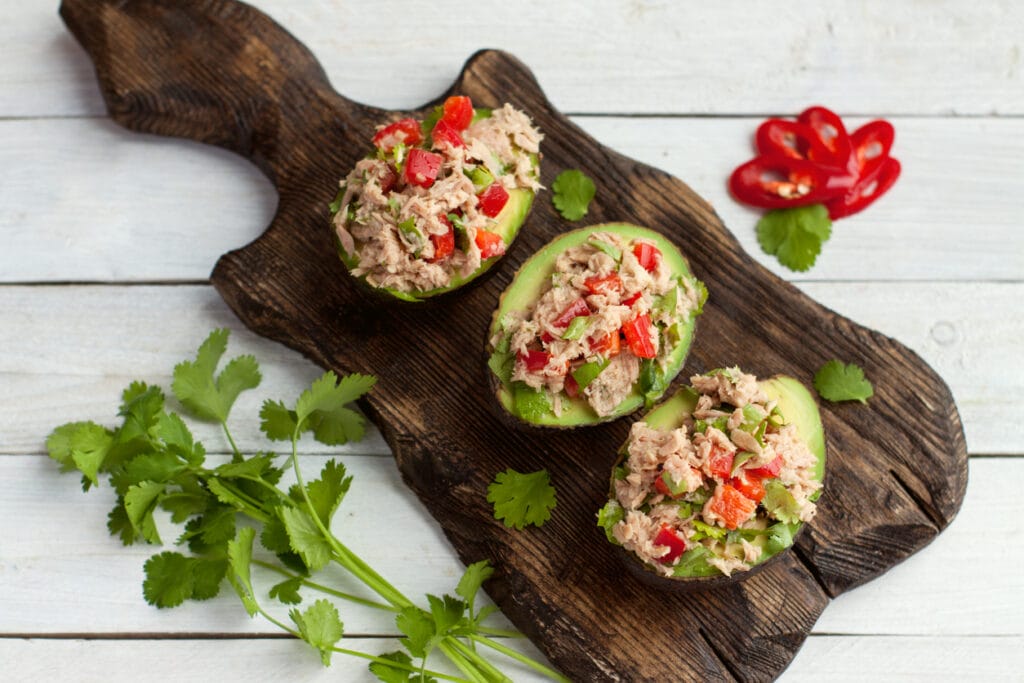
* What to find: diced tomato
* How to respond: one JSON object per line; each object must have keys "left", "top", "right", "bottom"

{"left": 706, "top": 445, "right": 735, "bottom": 480}
{"left": 372, "top": 118, "right": 422, "bottom": 152}
{"left": 477, "top": 183, "right": 509, "bottom": 218}
{"left": 729, "top": 474, "right": 766, "bottom": 504}
{"left": 633, "top": 242, "right": 660, "bottom": 272}
{"left": 708, "top": 484, "right": 758, "bottom": 530}
{"left": 378, "top": 165, "right": 398, "bottom": 194}
{"left": 552, "top": 298, "right": 591, "bottom": 329}
{"left": 517, "top": 350, "right": 550, "bottom": 373}
{"left": 475, "top": 229, "right": 505, "bottom": 259}
{"left": 404, "top": 148, "right": 442, "bottom": 188}
{"left": 584, "top": 272, "right": 623, "bottom": 296}
{"left": 563, "top": 374, "right": 580, "bottom": 399}
{"left": 653, "top": 524, "right": 688, "bottom": 564}
{"left": 622, "top": 291, "right": 642, "bottom": 307}
{"left": 431, "top": 119, "right": 466, "bottom": 150}
{"left": 589, "top": 331, "right": 621, "bottom": 356}
{"left": 440, "top": 95, "right": 474, "bottom": 131}
{"left": 429, "top": 217, "right": 455, "bottom": 263}
{"left": 621, "top": 313, "right": 656, "bottom": 359}
{"left": 746, "top": 455, "right": 782, "bottom": 480}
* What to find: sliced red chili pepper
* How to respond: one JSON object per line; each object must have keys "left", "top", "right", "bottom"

{"left": 755, "top": 119, "right": 836, "bottom": 166}
{"left": 632, "top": 242, "right": 660, "bottom": 272}
{"left": 708, "top": 484, "right": 758, "bottom": 530}
{"left": 589, "top": 331, "right": 621, "bottom": 356}
{"left": 563, "top": 373, "right": 580, "bottom": 399}
{"left": 826, "top": 156, "right": 901, "bottom": 219}
{"left": 517, "top": 350, "right": 550, "bottom": 373}
{"left": 653, "top": 524, "right": 688, "bottom": 564}
{"left": 440, "top": 95, "right": 474, "bottom": 131}
{"left": 403, "top": 148, "right": 442, "bottom": 188}
{"left": 706, "top": 445, "right": 735, "bottom": 480}
{"left": 552, "top": 298, "right": 591, "bottom": 329}
{"left": 583, "top": 272, "right": 623, "bottom": 296}
{"left": 430, "top": 119, "right": 466, "bottom": 150}
{"left": 746, "top": 455, "right": 781, "bottom": 480}
{"left": 476, "top": 183, "right": 509, "bottom": 218}
{"left": 372, "top": 118, "right": 423, "bottom": 152}
{"left": 621, "top": 313, "right": 656, "bottom": 359}
{"left": 729, "top": 155, "right": 854, "bottom": 209}
{"left": 848, "top": 120, "right": 895, "bottom": 177}
{"left": 475, "top": 229, "right": 505, "bottom": 259}
{"left": 729, "top": 474, "right": 766, "bottom": 504}
{"left": 622, "top": 292, "right": 642, "bottom": 307}
{"left": 798, "top": 106, "right": 853, "bottom": 170}
{"left": 428, "top": 216, "right": 455, "bottom": 263}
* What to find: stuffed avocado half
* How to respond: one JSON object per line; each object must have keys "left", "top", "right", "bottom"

{"left": 487, "top": 224, "right": 706, "bottom": 427}
{"left": 598, "top": 368, "right": 825, "bottom": 586}
{"left": 331, "top": 96, "right": 542, "bottom": 302}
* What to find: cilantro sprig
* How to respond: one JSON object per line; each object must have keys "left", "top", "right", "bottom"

{"left": 814, "top": 359, "right": 874, "bottom": 404}
{"left": 48, "top": 329, "right": 568, "bottom": 683}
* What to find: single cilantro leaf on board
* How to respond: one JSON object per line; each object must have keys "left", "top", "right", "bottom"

{"left": 814, "top": 359, "right": 874, "bottom": 404}
{"left": 487, "top": 469, "right": 557, "bottom": 530}
{"left": 551, "top": 169, "right": 596, "bottom": 221}
{"left": 756, "top": 204, "right": 832, "bottom": 272}
{"left": 290, "top": 599, "right": 344, "bottom": 666}
{"left": 172, "top": 328, "right": 261, "bottom": 423}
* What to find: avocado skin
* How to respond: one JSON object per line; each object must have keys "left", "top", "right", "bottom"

{"left": 486, "top": 223, "right": 703, "bottom": 428}
{"left": 609, "top": 374, "right": 826, "bottom": 591}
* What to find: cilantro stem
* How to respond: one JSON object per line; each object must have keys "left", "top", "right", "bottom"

{"left": 447, "top": 638, "right": 511, "bottom": 683}
{"left": 251, "top": 559, "right": 395, "bottom": 612}
{"left": 473, "top": 626, "right": 525, "bottom": 638}
{"left": 221, "top": 421, "right": 243, "bottom": 460}
{"left": 328, "top": 646, "right": 467, "bottom": 683}
{"left": 469, "top": 635, "right": 570, "bottom": 683}
{"left": 437, "top": 641, "right": 489, "bottom": 683}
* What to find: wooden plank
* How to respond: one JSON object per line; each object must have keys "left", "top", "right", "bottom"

{"left": 1, "top": 283, "right": 1017, "bottom": 456}
{"left": 3, "top": 116, "right": 1023, "bottom": 283}
{"left": 2, "top": 456, "right": 1020, "bottom": 638}
{"left": 6, "top": 1, "right": 1023, "bottom": 117}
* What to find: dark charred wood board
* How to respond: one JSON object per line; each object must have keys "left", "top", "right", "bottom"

{"left": 61, "top": 1, "right": 968, "bottom": 680}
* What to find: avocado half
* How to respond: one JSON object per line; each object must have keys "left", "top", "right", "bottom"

{"left": 605, "top": 375, "right": 826, "bottom": 591}
{"left": 486, "top": 223, "right": 704, "bottom": 428}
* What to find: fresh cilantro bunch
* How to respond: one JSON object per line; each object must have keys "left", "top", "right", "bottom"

{"left": 47, "top": 329, "right": 568, "bottom": 683}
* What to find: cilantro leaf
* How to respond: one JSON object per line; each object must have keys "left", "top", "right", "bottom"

{"left": 107, "top": 498, "right": 136, "bottom": 545}
{"left": 68, "top": 422, "right": 115, "bottom": 488}
{"left": 125, "top": 481, "right": 166, "bottom": 544}
{"left": 269, "top": 576, "right": 304, "bottom": 605}
{"left": 596, "top": 500, "right": 624, "bottom": 543}
{"left": 426, "top": 594, "right": 466, "bottom": 636}
{"left": 370, "top": 651, "right": 425, "bottom": 683}
{"left": 295, "top": 372, "right": 376, "bottom": 445}
{"left": 226, "top": 526, "right": 259, "bottom": 616}
{"left": 191, "top": 557, "right": 228, "bottom": 601}
{"left": 762, "top": 479, "right": 802, "bottom": 525}
{"left": 156, "top": 411, "right": 205, "bottom": 466}
{"left": 281, "top": 506, "right": 332, "bottom": 571}
{"left": 172, "top": 329, "right": 261, "bottom": 423}
{"left": 756, "top": 204, "right": 832, "bottom": 272}
{"left": 551, "top": 169, "right": 596, "bottom": 221}
{"left": 294, "top": 459, "right": 351, "bottom": 526}
{"left": 396, "top": 606, "right": 435, "bottom": 659}
{"left": 290, "top": 599, "right": 344, "bottom": 666}
{"left": 766, "top": 521, "right": 799, "bottom": 555}
{"left": 143, "top": 552, "right": 196, "bottom": 608}
{"left": 814, "top": 359, "right": 874, "bottom": 404}
{"left": 260, "top": 400, "right": 297, "bottom": 441}
{"left": 455, "top": 560, "right": 493, "bottom": 619}
{"left": 487, "top": 469, "right": 556, "bottom": 530}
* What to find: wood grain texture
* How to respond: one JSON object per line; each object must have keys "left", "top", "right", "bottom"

{"left": 61, "top": 0, "right": 969, "bottom": 679}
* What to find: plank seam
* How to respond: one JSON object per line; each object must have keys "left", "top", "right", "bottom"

{"left": 697, "top": 626, "right": 742, "bottom": 683}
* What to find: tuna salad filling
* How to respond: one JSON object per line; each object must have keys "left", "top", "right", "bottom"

{"left": 599, "top": 368, "right": 822, "bottom": 577}
{"left": 490, "top": 231, "right": 704, "bottom": 418}
{"left": 331, "top": 96, "right": 542, "bottom": 295}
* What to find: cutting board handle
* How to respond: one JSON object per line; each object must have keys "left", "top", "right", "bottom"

{"left": 60, "top": 0, "right": 351, "bottom": 184}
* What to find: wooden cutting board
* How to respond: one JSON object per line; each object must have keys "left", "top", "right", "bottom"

{"left": 61, "top": 1, "right": 968, "bottom": 680}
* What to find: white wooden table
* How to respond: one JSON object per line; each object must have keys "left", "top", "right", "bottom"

{"left": 2, "top": 1, "right": 1022, "bottom": 680}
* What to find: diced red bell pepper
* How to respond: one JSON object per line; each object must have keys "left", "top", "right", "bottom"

{"left": 798, "top": 106, "right": 853, "bottom": 170}
{"left": 653, "top": 524, "right": 688, "bottom": 564}
{"left": 517, "top": 350, "right": 550, "bottom": 373}
{"left": 755, "top": 119, "right": 836, "bottom": 165}
{"left": 589, "top": 331, "right": 621, "bottom": 356}
{"left": 475, "top": 229, "right": 505, "bottom": 259}
{"left": 622, "top": 291, "right": 642, "bottom": 308}
{"left": 621, "top": 313, "right": 656, "bottom": 359}
{"left": 563, "top": 373, "right": 580, "bottom": 399}
{"left": 440, "top": 95, "right": 474, "bottom": 131}
{"left": 729, "top": 474, "right": 766, "bottom": 504}
{"left": 552, "top": 298, "right": 591, "bottom": 329}
{"left": 430, "top": 119, "right": 466, "bottom": 150}
{"left": 746, "top": 455, "right": 782, "bottom": 480}
{"left": 428, "top": 216, "right": 455, "bottom": 263}
{"left": 477, "top": 183, "right": 509, "bottom": 218}
{"left": 583, "top": 272, "right": 623, "bottom": 296}
{"left": 633, "top": 242, "right": 660, "bottom": 272}
{"left": 706, "top": 445, "right": 735, "bottom": 480}
{"left": 404, "top": 148, "right": 442, "bottom": 188}
{"left": 826, "top": 156, "right": 901, "bottom": 219}
{"left": 708, "top": 484, "right": 758, "bottom": 530}
{"left": 729, "top": 155, "right": 855, "bottom": 210}
{"left": 372, "top": 118, "right": 423, "bottom": 152}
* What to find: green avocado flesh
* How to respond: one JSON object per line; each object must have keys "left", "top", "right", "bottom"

{"left": 617, "top": 375, "right": 825, "bottom": 578}
{"left": 487, "top": 223, "right": 702, "bottom": 427}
